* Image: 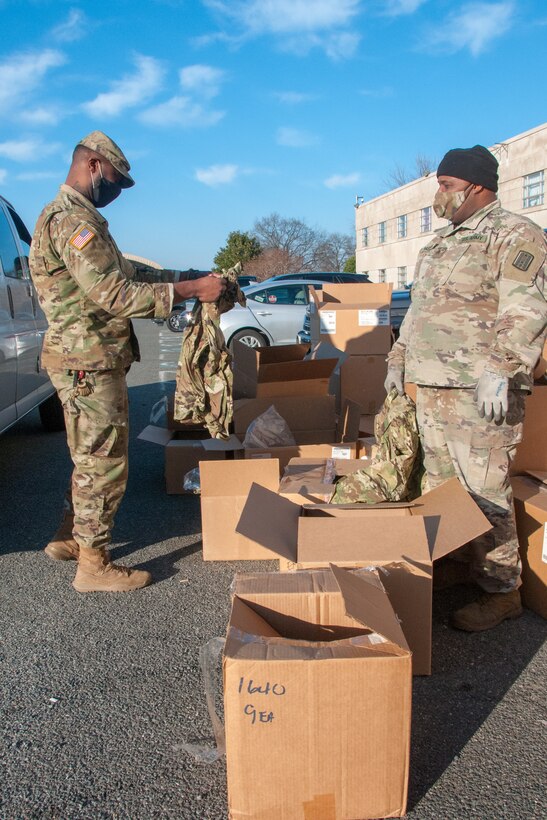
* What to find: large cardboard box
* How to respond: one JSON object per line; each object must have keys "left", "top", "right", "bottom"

{"left": 232, "top": 341, "right": 337, "bottom": 399}
{"left": 240, "top": 399, "right": 361, "bottom": 474}
{"left": 510, "top": 385, "right": 547, "bottom": 476}
{"left": 279, "top": 457, "right": 364, "bottom": 504}
{"left": 233, "top": 394, "right": 337, "bottom": 443}
{"left": 340, "top": 354, "right": 387, "bottom": 414}
{"left": 224, "top": 565, "right": 411, "bottom": 820}
{"left": 235, "top": 475, "right": 491, "bottom": 674}
{"left": 310, "top": 283, "right": 393, "bottom": 355}
{"left": 512, "top": 472, "right": 547, "bottom": 619}
{"left": 200, "top": 459, "right": 283, "bottom": 560}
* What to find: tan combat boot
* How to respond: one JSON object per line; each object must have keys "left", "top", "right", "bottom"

{"left": 44, "top": 512, "right": 79, "bottom": 561}
{"left": 73, "top": 547, "right": 152, "bottom": 592}
{"left": 451, "top": 589, "right": 523, "bottom": 632}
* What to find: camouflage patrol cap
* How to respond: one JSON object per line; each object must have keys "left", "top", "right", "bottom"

{"left": 77, "top": 130, "right": 135, "bottom": 188}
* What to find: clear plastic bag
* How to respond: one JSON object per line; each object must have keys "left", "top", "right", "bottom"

{"left": 149, "top": 396, "right": 169, "bottom": 426}
{"left": 183, "top": 467, "right": 201, "bottom": 494}
{"left": 242, "top": 405, "right": 297, "bottom": 449}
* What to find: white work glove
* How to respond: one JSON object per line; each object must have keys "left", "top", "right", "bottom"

{"left": 474, "top": 370, "right": 509, "bottom": 422}
{"left": 384, "top": 367, "right": 404, "bottom": 396}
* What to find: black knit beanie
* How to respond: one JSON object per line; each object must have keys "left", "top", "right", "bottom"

{"left": 437, "top": 145, "right": 498, "bottom": 192}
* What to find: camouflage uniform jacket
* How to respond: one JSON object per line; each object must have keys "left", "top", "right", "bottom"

{"left": 173, "top": 265, "right": 246, "bottom": 439}
{"left": 29, "top": 184, "right": 174, "bottom": 371}
{"left": 388, "top": 201, "right": 547, "bottom": 389}
{"left": 331, "top": 389, "right": 424, "bottom": 504}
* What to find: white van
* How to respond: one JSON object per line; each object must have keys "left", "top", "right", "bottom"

{"left": 0, "top": 195, "right": 64, "bottom": 433}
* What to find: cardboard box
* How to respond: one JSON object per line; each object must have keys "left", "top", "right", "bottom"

{"left": 511, "top": 385, "right": 547, "bottom": 475}
{"left": 310, "top": 283, "right": 393, "bottom": 355}
{"left": 306, "top": 340, "right": 349, "bottom": 413}
{"left": 233, "top": 395, "right": 337, "bottom": 442}
{"left": 232, "top": 341, "right": 337, "bottom": 399}
{"left": 240, "top": 399, "right": 361, "bottom": 474}
{"left": 357, "top": 435, "right": 378, "bottom": 460}
{"left": 359, "top": 414, "right": 376, "bottom": 436}
{"left": 340, "top": 354, "right": 387, "bottom": 414}
{"left": 138, "top": 425, "right": 241, "bottom": 495}
{"left": 224, "top": 565, "right": 411, "bottom": 820}
{"left": 512, "top": 472, "right": 547, "bottom": 619}
{"left": 235, "top": 475, "right": 491, "bottom": 674}
{"left": 199, "top": 459, "right": 283, "bottom": 560}
{"left": 279, "top": 457, "right": 364, "bottom": 504}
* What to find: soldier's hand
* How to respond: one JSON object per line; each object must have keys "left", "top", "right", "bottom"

{"left": 384, "top": 367, "right": 405, "bottom": 396}
{"left": 474, "top": 369, "right": 509, "bottom": 422}
{"left": 192, "top": 274, "right": 226, "bottom": 303}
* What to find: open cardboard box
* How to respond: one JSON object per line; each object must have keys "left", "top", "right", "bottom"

{"left": 309, "top": 283, "right": 393, "bottom": 355}
{"left": 225, "top": 565, "right": 411, "bottom": 820}
{"left": 512, "top": 470, "right": 547, "bottom": 619}
{"left": 237, "top": 397, "right": 361, "bottom": 475}
{"left": 279, "top": 456, "right": 364, "bottom": 504}
{"left": 234, "top": 475, "right": 491, "bottom": 675}
{"left": 232, "top": 341, "right": 337, "bottom": 399}
{"left": 510, "top": 384, "right": 547, "bottom": 476}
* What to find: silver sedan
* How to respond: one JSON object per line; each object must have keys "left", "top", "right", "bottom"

{"left": 167, "top": 279, "right": 325, "bottom": 350}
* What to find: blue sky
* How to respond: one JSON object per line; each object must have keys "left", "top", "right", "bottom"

{"left": 0, "top": 0, "right": 545, "bottom": 269}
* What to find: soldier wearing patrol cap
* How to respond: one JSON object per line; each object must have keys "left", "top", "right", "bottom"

{"left": 385, "top": 144, "right": 547, "bottom": 631}
{"left": 30, "top": 130, "right": 225, "bottom": 592}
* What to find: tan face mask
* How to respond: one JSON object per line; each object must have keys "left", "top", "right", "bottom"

{"left": 433, "top": 185, "right": 471, "bottom": 220}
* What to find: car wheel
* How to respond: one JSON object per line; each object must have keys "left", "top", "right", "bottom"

{"left": 167, "top": 310, "right": 186, "bottom": 332}
{"left": 39, "top": 393, "right": 65, "bottom": 432}
{"left": 229, "top": 329, "right": 266, "bottom": 351}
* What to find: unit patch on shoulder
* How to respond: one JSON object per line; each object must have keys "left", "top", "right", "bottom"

{"left": 70, "top": 225, "right": 95, "bottom": 250}
{"left": 503, "top": 239, "right": 543, "bottom": 283}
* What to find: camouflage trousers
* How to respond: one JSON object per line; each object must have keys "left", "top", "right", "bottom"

{"left": 48, "top": 369, "right": 129, "bottom": 551}
{"left": 416, "top": 386, "right": 526, "bottom": 593}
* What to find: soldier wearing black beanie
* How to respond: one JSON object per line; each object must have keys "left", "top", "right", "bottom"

{"left": 437, "top": 144, "right": 498, "bottom": 192}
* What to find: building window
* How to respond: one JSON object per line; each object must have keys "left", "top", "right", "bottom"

{"left": 523, "top": 170, "right": 544, "bottom": 208}
{"left": 420, "top": 206, "right": 432, "bottom": 233}
{"left": 361, "top": 227, "right": 368, "bottom": 247}
{"left": 397, "top": 214, "right": 407, "bottom": 239}
{"left": 378, "top": 221, "right": 386, "bottom": 243}
{"left": 378, "top": 269, "right": 386, "bottom": 283}
{"left": 397, "top": 266, "right": 407, "bottom": 289}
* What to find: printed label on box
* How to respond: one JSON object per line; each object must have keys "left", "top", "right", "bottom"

{"left": 331, "top": 446, "right": 351, "bottom": 459}
{"left": 320, "top": 311, "right": 336, "bottom": 333}
{"left": 358, "top": 309, "right": 390, "bottom": 327}
{"left": 542, "top": 524, "right": 547, "bottom": 564}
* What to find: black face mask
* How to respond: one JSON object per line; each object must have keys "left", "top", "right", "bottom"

{"left": 91, "top": 164, "right": 122, "bottom": 208}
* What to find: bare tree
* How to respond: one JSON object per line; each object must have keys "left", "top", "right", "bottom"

{"left": 244, "top": 248, "right": 299, "bottom": 281}
{"left": 415, "top": 153, "right": 437, "bottom": 177}
{"left": 312, "top": 232, "right": 355, "bottom": 271}
{"left": 252, "top": 213, "right": 320, "bottom": 272}
{"left": 384, "top": 162, "right": 411, "bottom": 189}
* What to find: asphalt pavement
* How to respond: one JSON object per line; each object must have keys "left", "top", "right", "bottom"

{"left": 1, "top": 319, "right": 546, "bottom": 820}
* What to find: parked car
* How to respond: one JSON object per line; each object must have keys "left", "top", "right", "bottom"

{"left": 0, "top": 195, "right": 64, "bottom": 434}
{"left": 167, "top": 279, "right": 327, "bottom": 349}
{"left": 296, "top": 287, "right": 412, "bottom": 344}
{"left": 268, "top": 271, "right": 371, "bottom": 284}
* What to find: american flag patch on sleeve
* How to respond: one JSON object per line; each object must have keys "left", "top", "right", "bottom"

{"left": 70, "top": 225, "right": 95, "bottom": 250}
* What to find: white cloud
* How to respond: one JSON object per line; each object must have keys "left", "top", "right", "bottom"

{"left": 274, "top": 91, "right": 318, "bottom": 104}
{"left": 19, "top": 107, "right": 62, "bottom": 126}
{"left": 0, "top": 139, "right": 61, "bottom": 163}
{"left": 423, "top": 2, "right": 515, "bottom": 56}
{"left": 276, "top": 127, "right": 319, "bottom": 147}
{"left": 139, "top": 96, "right": 225, "bottom": 127}
{"left": 195, "top": 164, "right": 239, "bottom": 186}
{"left": 16, "top": 171, "right": 61, "bottom": 181}
{"left": 203, "top": 0, "right": 361, "bottom": 58}
{"left": 82, "top": 55, "right": 165, "bottom": 117}
{"left": 359, "top": 86, "right": 394, "bottom": 98}
{"left": 324, "top": 172, "right": 361, "bottom": 189}
{"left": 51, "top": 8, "right": 88, "bottom": 42}
{"left": 384, "top": 0, "right": 427, "bottom": 15}
{"left": 0, "top": 50, "right": 66, "bottom": 113}
{"left": 205, "top": 0, "right": 361, "bottom": 34}
{"left": 0, "top": 169, "right": 7, "bottom": 185}
{"left": 179, "top": 65, "right": 226, "bottom": 98}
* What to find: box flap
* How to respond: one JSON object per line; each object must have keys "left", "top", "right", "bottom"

{"left": 319, "top": 282, "right": 393, "bottom": 306}
{"left": 523, "top": 470, "right": 547, "bottom": 485}
{"left": 201, "top": 434, "right": 242, "bottom": 452}
{"left": 411, "top": 477, "right": 492, "bottom": 560}
{"left": 233, "top": 340, "right": 309, "bottom": 369}
{"left": 330, "top": 564, "right": 409, "bottom": 650}
{"left": 236, "top": 483, "right": 301, "bottom": 560}
{"left": 137, "top": 425, "right": 174, "bottom": 446}
{"left": 233, "top": 395, "right": 336, "bottom": 436}
{"left": 337, "top": 399, "right": 361, "bottom": 442}
{"left": 200, "top": 459, "right": 280, "bottom": 497}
